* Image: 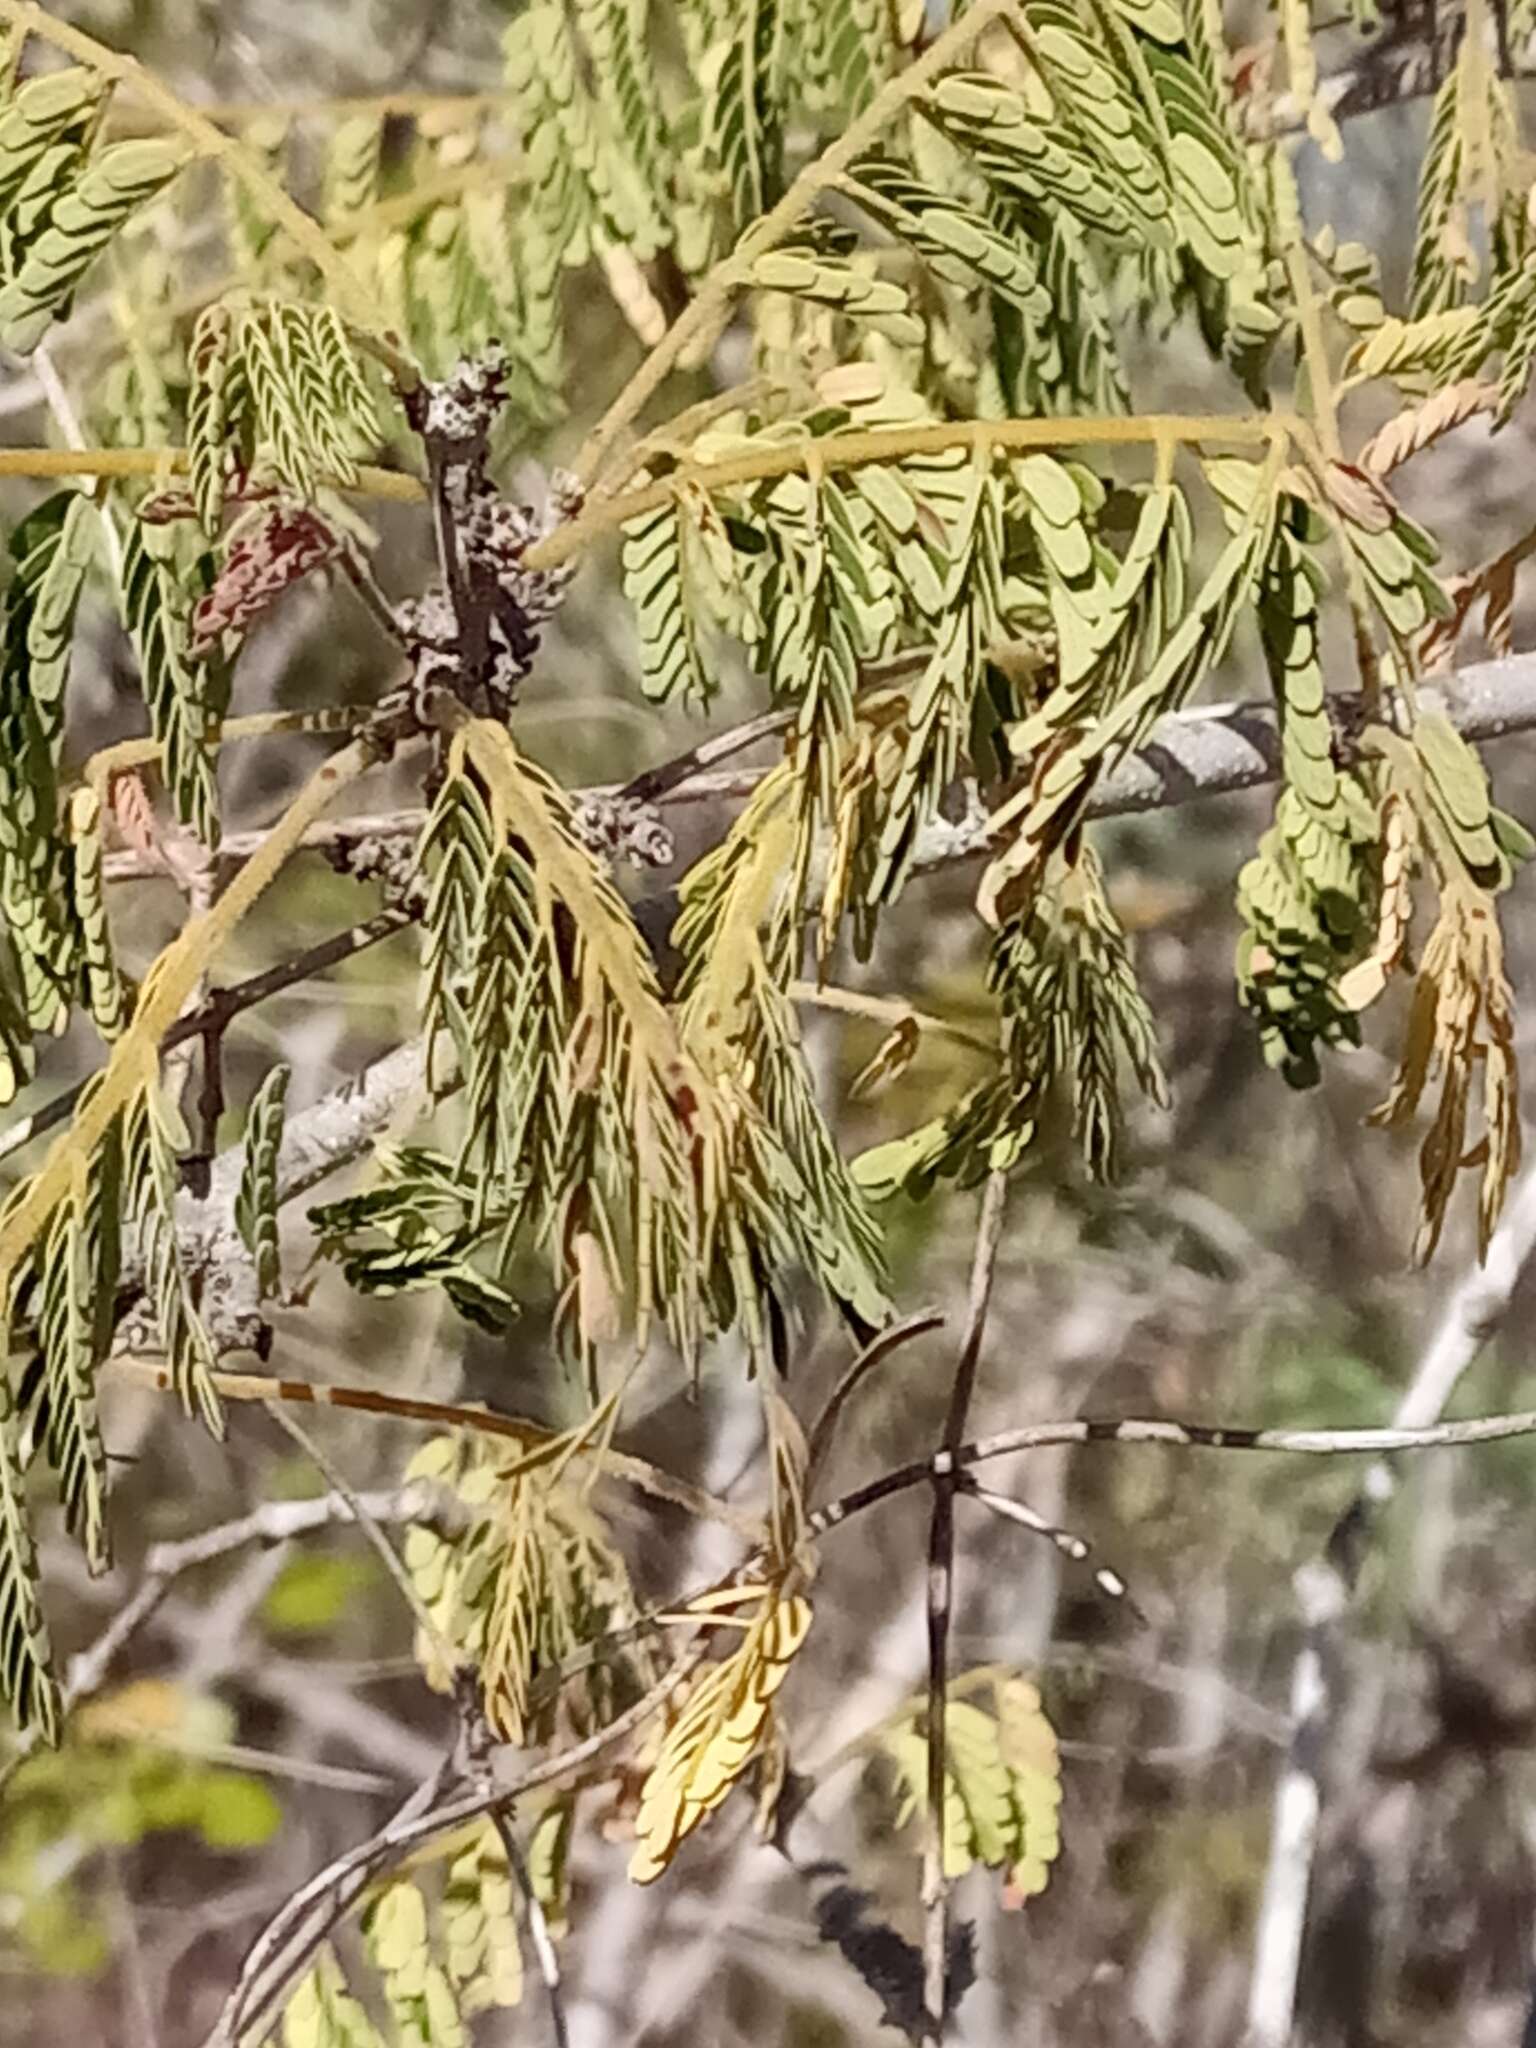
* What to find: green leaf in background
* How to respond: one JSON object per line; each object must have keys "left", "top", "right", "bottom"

{"left": 261, "top": 1553, "right": 378, "bottom": 1635}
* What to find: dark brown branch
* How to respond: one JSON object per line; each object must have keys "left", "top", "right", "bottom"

{"left": 0, "top": 909, "right": 413, "bottom": 1166}
{"left": 922, "top": 1172, "right": 1008, "bottom": 2039}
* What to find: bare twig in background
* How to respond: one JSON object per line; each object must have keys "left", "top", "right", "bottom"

{"left": 0, "top": 911, "right": 414, "bottom": 1167}
{"left": 922, "top": 1171, "right": 1009, "bottom": 2038}
{"left": 956, "top": 1474, "right": 1135, "bottom": 1617}
{"left": 264, "top": 1401, "right": 458, "bottom": 1671}
{"left": 0, "top": 1483, "right": 456, "bottom": 1790}
{"left": 1243, "top": 1160, "right": 1536, "bottom": 2048}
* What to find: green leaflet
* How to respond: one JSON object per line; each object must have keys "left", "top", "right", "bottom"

{"left": 1314, "top": 227, "right": 1387, "bottom": 341}
{"left": 1337, "top": 501, "right": 1450, "bottom": 652}
{"left": 0, "top": 67, "right": 102, "bottom": 244}
{"left": 402, "top": 1433, "right": 650, "bottom": 1736}
{"left": 576, "top": 0, "right": 673, "bottom": 236}
{"left": 514, "top": 177, "right": 567, "bottom": 400}
{"left": 527, "top": 1798, "right": 574, "bottom": 1931}
{"left": 118, "top": 514, "right": 224, "bottom": 844}
{"left": 0, "top": 491, "right": 97, "bottom": 1042}
{"left": 1042, "top": 214, "right": 1131, "bottom": 415}
{"left": 979, "top": 462, "right": 1277, "bottom": 926}
{"left": 0, "top": 1338, "right": 58, "bottom": 1743}
{"left": 368, "top": 1883, "right": 467, "bottom": 2047}
{"left": 459, "top": 840, "right": 569, "bottom": 1224}
{"left": 187, "top": 305, "right": 237, "bottom": 535}
{"left": 1236, "top": 787, "right": 1371, "bottom": 1089}
{"left": 1415, "top": 711, "right": 1507, "bottom": 884}
{"left": 247, "top": 300, "right": 378, "bottom": 502}
{"left": 1018, "top": 0, "right": 1175, "bottom": 250}
{"left": 918, "top": 73, "right": 1138, "bottom": 247}
{"left": 674, "top": 770, "right": 893, "bottom": 1347}
{"left": 444, "top": 1825, "right": 524, "bottom": 2013}
{"left": 622, "top": 490, "right": 715, "bottom": 708}
{"left": 123, "top": 1090, "right": 224, "bottom": 1437}
{"left": 1114, "top": 0, "right": 1185, "bottom": 38}
{"left": 0, "top": 138, "right": 186, "bottom": 354}
{"left": 818, "top": 0, "right": 893, "bottom": 113}
{"left": 870, "top": 458, "right": 1005, "bottom": 906}
{"left": 844, "top": 153, "right": 1055, "bottom": 320}
{"left": 184, "top": 298, "right": 379, "bottom": 528}
{"left": 279, "top": 1820, "right": 534, "bottom": 2042}
{"left": 750, "top": 245, "right": 923, "bottom": 345}
{"left": 412, "top": 724, "right": 760, "bottom": 1368}
{"left": 418, "top": 771, "right": 568, "bottom": 1226}
{"left": 1012, "top": 475, "right": 1191, "bottom": 743}
{"left": 1141, "top": 38, "right": 1263, "bottom": 286}
{"left": 66, "top": 788, "right": 127, "bottom": 1041}
{"left": 310, "top": 1149, "right": 520, "bottom": 1331}
{"left": 507, "top": 2, "right": 666, "bottom": 264}
{"left": 759, "top": 469, "right": 896, "bottom": 859}
{"left": 1404, "top": 48, "right": 1527, "bottom": 321}
{"left": 506, "top": 11, "right": 595, "bottom": 267}
{"left": 235, "top": 1065, "right": 291, "bottom": 1300}
{"left": 857, "top": 845, "right": 1165, "bottom": 1197}
{"left": 1259, "top": 510, "right": 1351, "bottom": 832}
{"left": 225, "top": 114, "right": 288, "bottom": 277}
{"left": 33, "top": 1123, "right": 122, "bottom": 1576}
{"left": 704, "top": 0, "right": 787, "bottom": 235}
{"left": 875, "top": 1681, "right": 1063, "bottom": 1895}
{"left": 418, "top": 767, "right": 495, "bottom": 1092}
{"left": 322, "top": 114, "right": 384, "bottom": 231}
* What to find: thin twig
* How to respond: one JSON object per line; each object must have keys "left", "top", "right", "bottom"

{"left": 956, "top": 1474, "right": 1136, "bottom": 1618}
{"left": 544, "top": 413, "right": 1283, "bottom": 573}
{"left": 922, "top": 1171, "right": 1009, "bottom": 2039}
{"left": 487, "top": 1804, "right": 570, "bottom": 2048}
{"left": 806, "top": 1308, "right": 946, "bottom": 1483}
{"left": 788, "top": 982, "right": 996, "bottom": 1059}
{"left": 211, "top": 1756, "right": 457, "bottom": 2048}
{"left": 809, "top": 1398, "right": 1536, "bottom": 1542}
{"left": 264, "top": 1402, "right": 459, "bottom": 1674}
{"left": 0, "top": 443, "right": 423, "bottom": 496}
{"left": 84, "top": 650, "right": 1536, "bottom": 898}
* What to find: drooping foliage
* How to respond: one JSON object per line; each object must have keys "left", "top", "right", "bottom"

{"left": 0, "top": 0, "right": 1533, "bottom": 2028}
